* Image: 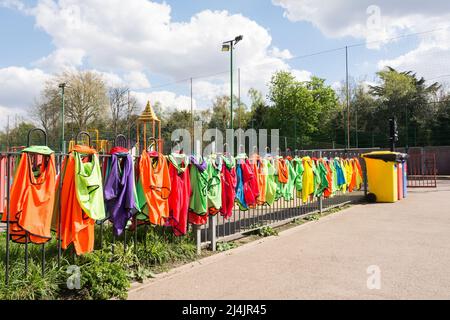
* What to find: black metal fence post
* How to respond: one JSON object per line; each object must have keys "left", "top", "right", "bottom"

{"left": 5, "top": 154, "right": 11, "bottom": 286}
{"left": 57, "top": 154, "right": 65, "bottom": 268}
{"left": 41, "top": 243, "right": 45, "bottom": 277}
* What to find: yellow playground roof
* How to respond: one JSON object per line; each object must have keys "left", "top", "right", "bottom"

{"left": 138, "top": 101, "right": 160, "bottom": 122}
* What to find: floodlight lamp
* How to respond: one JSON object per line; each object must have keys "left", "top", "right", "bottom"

{"left": 234, "top": 35, "right": 243, "bottom": 44}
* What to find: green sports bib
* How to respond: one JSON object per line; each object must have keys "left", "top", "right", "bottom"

{"left": 74, "top": 152, "right": 106, "bottom": 220}
{"left": 264, "top": 159, "right": 277, "bottom": 206}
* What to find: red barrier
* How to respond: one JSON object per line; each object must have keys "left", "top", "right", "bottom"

{"left": 407, "top": 153, "right": 437, "bottom": 188}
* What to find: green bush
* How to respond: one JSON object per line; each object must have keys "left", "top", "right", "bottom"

{"left": 304, "top": 214, "right": 320, "bottom": 221}
{"left": 217, "top": 242, "right": 238, "bottom": 252}
{"left": 76, "top": 251, "right": 130, "bottom": 300}
{"left": 0, "top": 224, "right": 198, "bottom": 300}
{"left": 0, "top": 260, "right": 63, "bottom": 300}
{"left": 256, "top": 226, "right": 279, "bottom": 237}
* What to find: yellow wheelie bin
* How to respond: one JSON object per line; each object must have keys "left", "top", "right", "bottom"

{"left": 362, "top": 151, "right": 408, "bottom": 203}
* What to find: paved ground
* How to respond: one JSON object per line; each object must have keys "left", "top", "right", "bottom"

{"left": 128, "top": 181, "right": 450, "bottom": 300}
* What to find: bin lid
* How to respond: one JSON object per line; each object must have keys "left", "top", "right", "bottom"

{"left": 362, "top": 151, "right": 408, "bottom": 162}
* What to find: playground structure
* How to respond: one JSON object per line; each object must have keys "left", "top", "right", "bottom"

{"left": 10, "top": 146, "right": 25, "bottom": 152}
{"left": 88, "top": 129, "right": 110, "bottom": 153}
{"left": 68, "top": 129, "right": 110, "bottom": 153}
{"left": 136, "top": 101, "right": 163, "bottom": 152}
{"left": 64, "top": 100, "right": 161, "bottom": 153}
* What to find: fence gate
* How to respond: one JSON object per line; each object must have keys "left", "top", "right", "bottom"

{"left": 407, "top": 153, "right": 437, "bottom": 188}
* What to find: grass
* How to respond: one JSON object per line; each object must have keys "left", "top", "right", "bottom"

{"left": 0, "top": 259, "right": 63, "bottom": 300}
{"left": 303, "top": 214, "right": 321, "bottom": 221}
{"left": 0, "top": 224, "right": 199, "bottom": 300}
{"left": 217, "top": 242, "right": 238, "bottom": 252}
{"left": 0, "top": 233, "right": 65, "bottom": 300}
{"left": 0, "top": 204, "right": 353, "bottom": 300}
{"left": 254, "top": 225, "right": 279, "bottom": 237}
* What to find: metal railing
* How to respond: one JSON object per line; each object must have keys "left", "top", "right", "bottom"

{"left": 407, "top": 152, "right": 437, "bottom": 188}
{"left": 192, "top": 149, "right": 372, "bottom": 252}
{"left": 1, "top": 148, "right": 370, "bottom": 285}
{"left": 198, "top": 189, "right": 365, "bottom": 250}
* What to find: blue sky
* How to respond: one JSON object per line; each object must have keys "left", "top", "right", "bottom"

{"left": 0, "top": 2, "right": 49, "bottom": 68}
{"left": 1, "top": 0, "right": 450, "bottom": 126}
{"left": 0, "top": 0, "right": 425, "bottom": 80}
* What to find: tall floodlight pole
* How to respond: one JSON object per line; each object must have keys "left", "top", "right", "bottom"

{"left": 222, "top": 35, "right": 243, "bottom": 129}
{"left": 231, "top": 44, "right": 234, "bottom": 129}
{"left": 355, "top": 102, "right": 359, "bottom": 148}
{"left": 191, "top": 77, "right": 194, "bottom": 151}
{"left": 127, "top": 89, "right": 131, "bottom": 148}
{"left": 238, "top": 67, "right": 241, "bottom": 129}
{"left": 405, "top": 105, "right": 409, "bottom": 153}
{"left": 345, "top": 46, "right": 350, "bottom": 150}
{"left": 6, "top": 115, "right": 10, "bottom": 150}
{"left": 59, "top": 83, "right": 66, "bottom": 153}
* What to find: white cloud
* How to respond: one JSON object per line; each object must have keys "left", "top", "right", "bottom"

{"left": 0, "top": 105, "right": 28, "bottom": 129}
{"left": 28, "top": 1, "right": 278, "bottom": 76}
{"left": 25, "top": 0, "right": 310, "bottom": 99}
{"left": 124, "top": 71, "right": 151, "bottom": 90}
{"left": 362, "top": 80, "right": 377, "bottom": 91}
{"left": 331, "top": 81, "right": 343, "bottom": 93}
{"left": 0, "top": 66, "right": 50, "bottom": 128}
{"left": 1, "top": 0, "right": 313, "bottom": 121}
{"left": 273, "top": 0, "right": 450, "bottom": 81}
{"left": 132, "top": 91, "right": 196, "bottom": 113}
{"left": 34, "top": 48, "right": 85, "bottom": 72}
{"left": 193, "top": 80, "right": 228, "bottom": 106}
{"left": 270, "top": 47, "right": 293, "bottom": 60}
{"left": 292, "top": 70, "right": 312, "bottom": 82}
{"left": 0, "top": 0, "right": 25, "bottom": 11}
{"left": 377, "top": 29, "right": 450, "bottom": 80}
{"left": 0, "top": 66, "right": 50, "bottom": 109}
{"left": 94, "top": 70, "right": 125, "bottom": 88}
{"left": 272, "top": 0, "right": 450, "bottom": 48}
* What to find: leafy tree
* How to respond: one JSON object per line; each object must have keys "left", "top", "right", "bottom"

{"left": 109, "top": 87, "right": 128, "bottom": 136}
{"left": 248, "top": 88, "right": 265, "bottom": 111}
{"left": 208, "top": 95, "right": 231, "bottom": 132}
{"left": 7, "top": 121, "right": 36, "bottom": 148}
{"left": 350, "top": 82, "right": 382, "bottom": 147}
{"left": 430, "top": 94, "right": 450, "bottom": 146}
{"left": 234, "top": 99, "right": 250, "bottom": 129}
{"left": 54, "top": 71, "right": 109, "bottom": 131}
{"left": 247, "top": 88, "right": 269, "bottom": 130}
{"left": 29, "top": 90, "right": 61, "bottom": 149}
{"left": 267, "top": 71, "right": 339, "bottom": 149}
{"left": 152, "top": 101, "right": 164, "bottom": 122}
{"left": 2, "top": 66, "right": 447, "bottom": 153}
{"left": 159, "top": 110, "right": 188, "bottom": 153}
{"left": 369, "top": 67, "right": 440, "bottom": 147}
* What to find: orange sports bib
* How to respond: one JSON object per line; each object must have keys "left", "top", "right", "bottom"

{"left": 3, "top": 152, "right": 56, "bottom": 244}
{"left": 139, "top": 151, "right": 171, "bottom": 225}
{"left": 55, "top": 146, "right": 97, "bottom": 255}
{"left": 277, "top": 158, "right": 289, "bottom": 184}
